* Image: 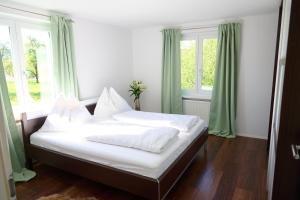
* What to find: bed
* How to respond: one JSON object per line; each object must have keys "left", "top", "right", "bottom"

{"left": 21, "top": 103, "right": 208, "bottom": 200}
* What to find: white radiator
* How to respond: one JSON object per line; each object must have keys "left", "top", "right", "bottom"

{"left": 183, "top": 99, "right": 211, "bottom": 124}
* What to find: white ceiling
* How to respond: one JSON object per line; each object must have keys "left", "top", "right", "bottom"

{"left": 9, "top": 0, "right": 279, "bottom": 28}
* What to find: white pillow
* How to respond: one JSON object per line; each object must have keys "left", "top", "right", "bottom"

{"left": 39, "top": 96, "right": 92, "bottom": 132}
{"left": 109, "top": 87, "right": 132, "bottom": 112}
{"left": 94, "top": 87, "right": 117, "bottom": 120}
{"left": 68, "top": 99, "right": 92, "bottom": 123}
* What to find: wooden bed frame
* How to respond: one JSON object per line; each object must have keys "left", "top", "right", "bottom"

{"left": 21, "top": 103, "right": 208, "bottom": 200}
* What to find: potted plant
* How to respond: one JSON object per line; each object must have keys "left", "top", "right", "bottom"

{"left": 129, "top": 80, "right": 146, "bottom": 111}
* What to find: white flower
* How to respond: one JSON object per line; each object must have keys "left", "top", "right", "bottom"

{"left": 129, "top": 80, "right": 146, "bottom": 101}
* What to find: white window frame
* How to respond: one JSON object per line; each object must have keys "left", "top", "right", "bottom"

{"left": 0, "top": 15, "right": 54, "bottom": 113}
{"left": 181, "top": 28, "right": 217, "bottom": 100}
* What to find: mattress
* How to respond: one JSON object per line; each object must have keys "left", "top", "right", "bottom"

{"left": 30, "top": 119, "right": 206, "bottom": 179}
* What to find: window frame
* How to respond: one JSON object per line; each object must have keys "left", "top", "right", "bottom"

{"left": 0, "top": 15, "right": 54, "bottom": 112}
{"left": 181, "top": 28, "right": 218, "bottom": 100}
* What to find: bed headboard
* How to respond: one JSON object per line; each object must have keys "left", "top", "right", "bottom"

{"left": 21, "top": 103, "right": 96, "bottom": 159}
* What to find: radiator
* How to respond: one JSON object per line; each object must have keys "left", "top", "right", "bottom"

{"left": 183, "top": 99, "right": 211, "bottom": 124}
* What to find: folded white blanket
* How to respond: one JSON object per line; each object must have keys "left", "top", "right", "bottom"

{"left": 113, "top": 111, "right": 199, "bottom": 132}
{"left": 85, "top": 121, "right": 179, "bottom": 153}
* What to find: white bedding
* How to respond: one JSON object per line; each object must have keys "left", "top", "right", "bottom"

{"left": 85, "top": 121, "right": 178, "bottom": 153}
{"left": 113, "top": 111, "right": 199, "bottom": 132}
{"left": 30, "top": 119, "right": 205, "bottom": 178}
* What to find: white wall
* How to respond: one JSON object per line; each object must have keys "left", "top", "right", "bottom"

{"left": 132, "top": 12, "right": 278, "bottom": 139}
{"left": 73, "top": 17, "right": 133, "bottom": 102}
{"left": 132, "top": 26, "right": 163, "bottom": 112}
{"left": 236, "top": 13, "right": 278, "bottom": 139}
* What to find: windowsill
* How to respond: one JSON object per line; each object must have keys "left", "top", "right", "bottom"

{"left": 14, "top": 113, "right": 21, "bottom": 123}
{"left": 13, "top": 103, "right": 52, "bottom": 122}
{"left": 182, "top": 95, "right": 211, "bottom": 102}
{"left": 13, "top": 97, "right": 99, "bottom": 122}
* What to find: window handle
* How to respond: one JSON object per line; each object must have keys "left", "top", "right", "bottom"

{"left": 22, "top": 69, "right": 27, "bottom": 76}
{"left": 291, "top": 144, "right": 300, "bottom": 160}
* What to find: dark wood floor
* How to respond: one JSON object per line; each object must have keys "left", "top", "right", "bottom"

{"left": 16, "top": 136, "right": 268, "bottom": 200}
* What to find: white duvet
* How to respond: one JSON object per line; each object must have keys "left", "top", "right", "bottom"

{"left": 113, "top": 111, "right": 199, "bottom": 132}
{"left": 85, "top": 121, "right": 179, "bottom": 153}
{"left": 30, "top": 120, "right": 206, "bottom": 178}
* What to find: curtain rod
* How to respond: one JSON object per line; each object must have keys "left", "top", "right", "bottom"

{"left": 0, "top": 4, "right": 50, "bottom": 18}
{"left": 0, "top": 4, "right": 74, "bottom": 22}
{"left": 164, "top": 19, "right": 241, "bottom": 31}
{"left": 161, "top": 25, "right": 217, "bottom": 32}
{"left": 181, "top": 25, "right": 218, "bottom": 30}
{"left": 181, "top": 21, "right": 241, "bottom": 30}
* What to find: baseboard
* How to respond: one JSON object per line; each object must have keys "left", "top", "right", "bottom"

{"left": 236, "top": 133, "right": 267, "bottom": 140}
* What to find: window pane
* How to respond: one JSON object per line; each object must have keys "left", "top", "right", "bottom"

{"left": 21, "top": 28, "right": 53, "bottom": 103}
{"left": 202, "top": 38, "right": 217, "bottom": 90}
{"left": 0, "top": 25, "right": 18, "bottom": 105}
{"left": 181, "top": 40, "right": 196, "bottom": 90}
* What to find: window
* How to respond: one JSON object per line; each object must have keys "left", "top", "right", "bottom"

{"left": 181, "top": 30, "right": 217, "bottom": 98}
{"left": 0, "top": 19, "right": 54, "bottom": 110}
{"left": 0, "top": 25, "right": 18, "bottom": 105}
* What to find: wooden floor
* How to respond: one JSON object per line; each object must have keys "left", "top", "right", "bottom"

{"left": 16, "top": 136, "right": 268, "bottom": 200}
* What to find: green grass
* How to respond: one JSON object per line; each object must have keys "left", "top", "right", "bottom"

{"left": 180, "top": 39, "right": 217, "bottom": 90}
{"left": 7, "top": 80, "right": 40, "bottom": 105}
{"left": 7, "top": 81, "right": 17, "bottom": 105}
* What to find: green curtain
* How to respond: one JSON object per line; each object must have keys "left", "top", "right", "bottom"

{"left": 0, "top": 55, "right": 36, "bottom": 182}
{"left": 161, "top": 29, "right": 182, "bottom": 114}
{"left": 51, "top": 16, "right": 79, "bottom": 98}
{"left": 208, "top": 23, "right": 241, "bottom": 138}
